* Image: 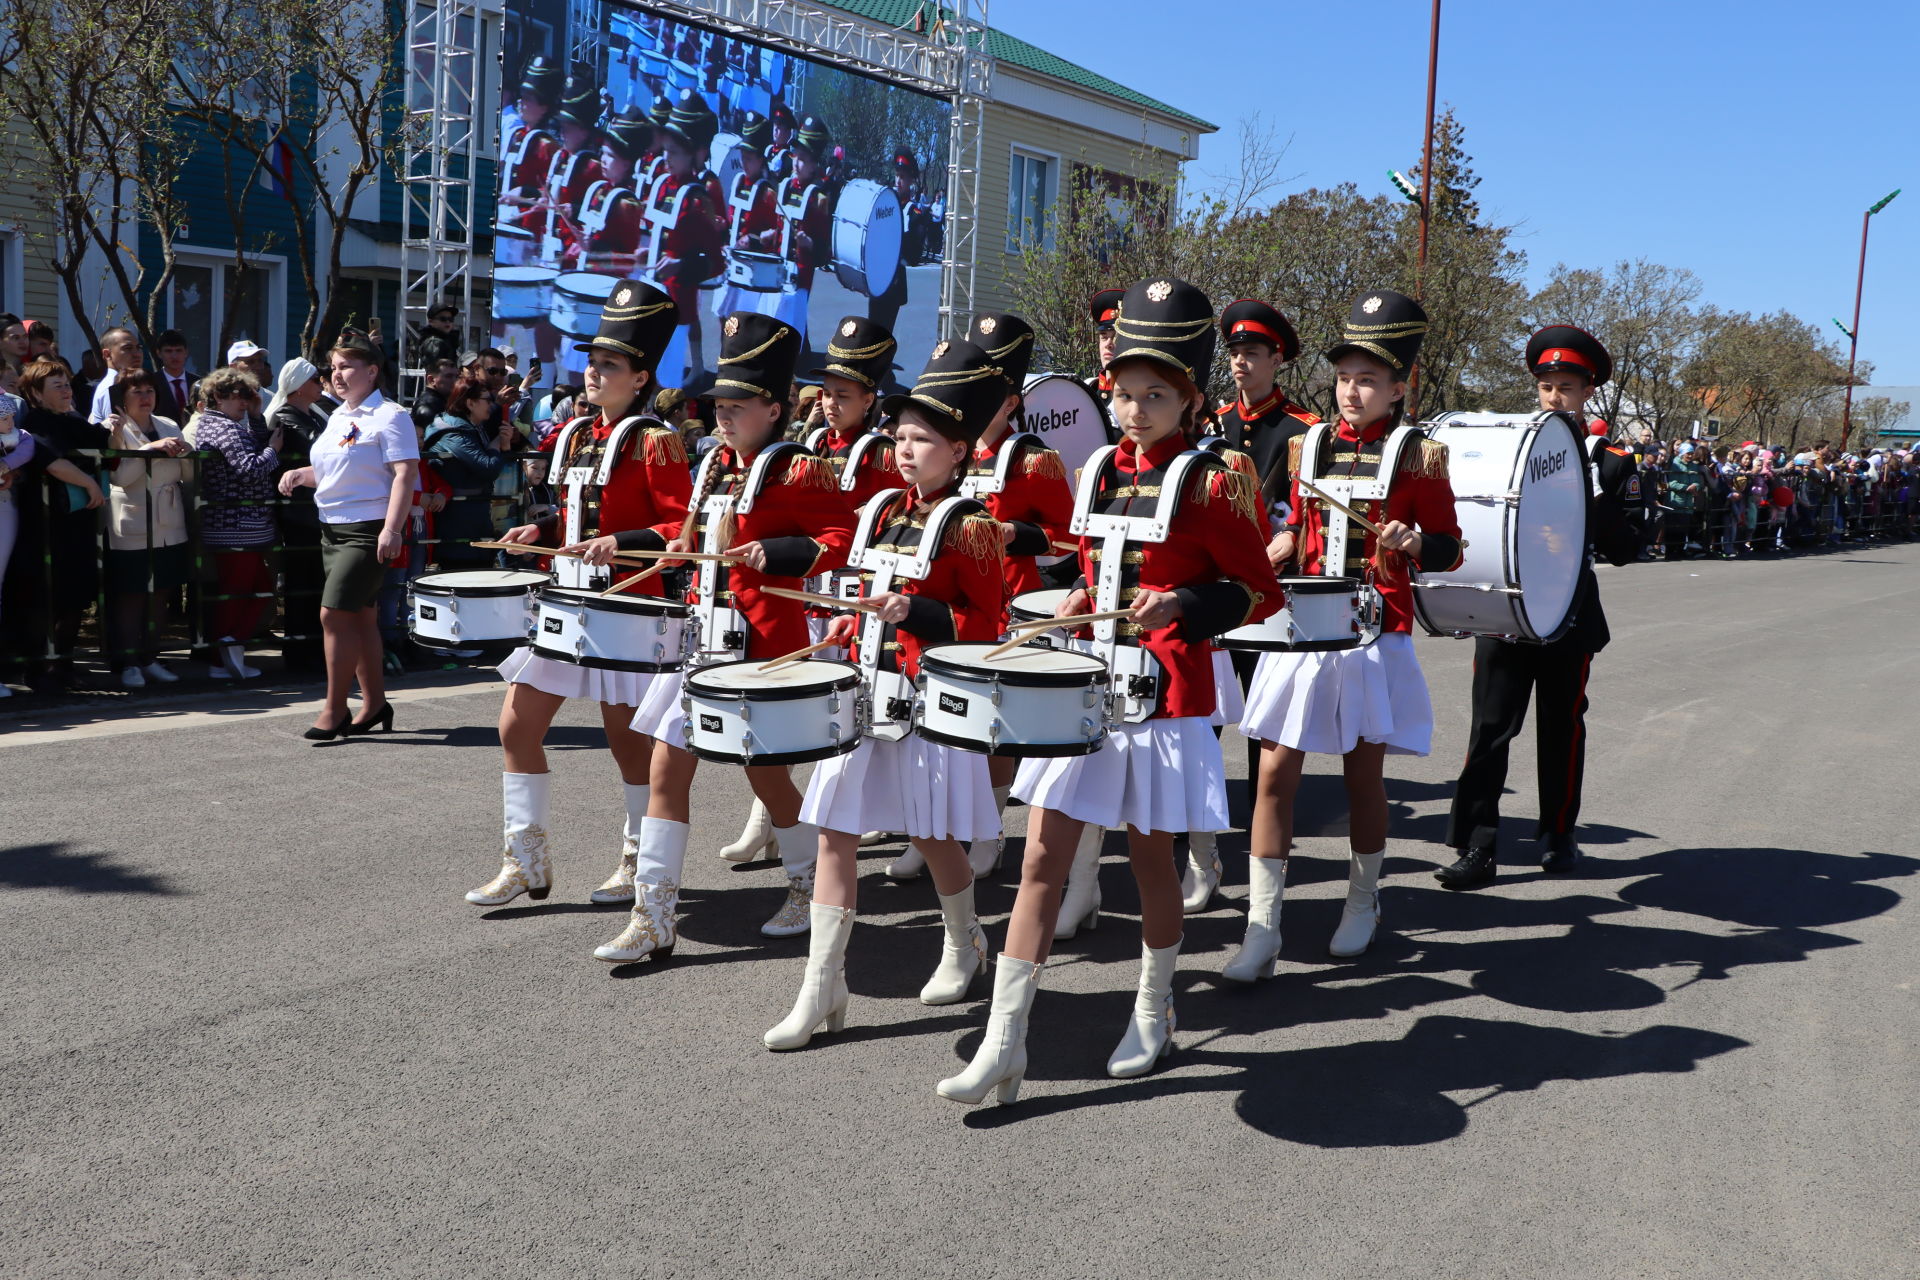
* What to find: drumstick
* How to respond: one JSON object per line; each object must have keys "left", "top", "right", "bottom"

{"left": 473, "top": 540, "right": 586, "bottom": 558}
{"left": 1296, "top": 479, "right": 1470, "bottom": 550}
{"left": 761, "top": 585, "right": 882, "bottom": 613}
{"left": 983, "top": 610, "right": 1135, "bottom": 662}
{"left": 757, "top": 638, "right": 838, "bottom": 672}
{"left": 597, "top": 565, "right": 664, "bottom": 596}
{"left": 1049, "top": 540, "right": 1081, "bottom": 553}
{"left": 612, "top": 548, "right": 747, "bottom": 564}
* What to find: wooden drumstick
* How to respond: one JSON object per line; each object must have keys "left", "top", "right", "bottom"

{"left": 1297, "top": 478, "right": 1469, "bottom": 550}
{"left": 609, "top": 548, "right": 748, "bottom": 564}
{"left": 473, "top": 540, "right": 584, "bottom": 558}
{"left": 597, "top": 565, "right": 664, "bottom": 596}
{"left": 761, "top": 585, "right": 882, "bottom": 613}
{"left": 983, "top": 609, "right": 1134, "bottom": 661}
{"left": 758, "top": 638, "right": 839, "bottom": 672}
{"left": 1049, "top": 539, "right": 1081, "bottom": 553}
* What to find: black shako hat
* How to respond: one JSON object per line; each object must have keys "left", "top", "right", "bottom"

{"left": 572, "top": 279, "right": 678, "bottom": 373}
{"left": 967, "top": 312, "right": 1034, "bottom": 387}
{"left": 1088, "top": 288, "right": 1123, "bottom": 332}
{"left": 794, "top": 115, "right": 832, "bottom": 158}
{"left": 603, "top": 109, "right": 653, "bottom": 162}
{"left": 881, "top": 339, "right": 1010, "bottom": 445}
{"left": 711, "top": 312, "right": 800, "bottom": 401}
{"left": 661, "top": 88, "right": 718, "bottom": 154}
{"left": 1220, "top": 298, "right": 1301, "bottom": 363}
{"left": 737, "top": 111, "right": 773, "bottom": 155}
{"left": 1109, "top": 277, "right": 1215, "bottom": 382}
{"left": 1324, "top": 289, "right": 1427, "bottom": 375}
{"left": 1526, "top": 324, "right": 1613, "bottom": 387}
{"left": 809, "top": 316, "right": 898, "bottom": 390}
{"left": 554, "top": 75, "right": 601, "bottom": 130}
{"left": 648, "top": 91, "right": 675, "bottom": 129}
{"left": 518, "top": 56, "right": 563, "bottom": 105}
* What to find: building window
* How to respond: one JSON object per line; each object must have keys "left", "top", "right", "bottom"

{"left": 163, "top": 251, "right": 281, "bottom": 373}
{"left": 1008, "top": 149, "right": 1055, "bottom": 252}
{"left": 0, "top": 227, "right": 22, "bottom": 318}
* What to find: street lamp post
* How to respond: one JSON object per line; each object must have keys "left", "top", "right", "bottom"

{"left": 1840, "top": 188, "right": 1900, "bottom": 447}
{"left": 1410, "top": 0, "right": 1441, "bottom": 420}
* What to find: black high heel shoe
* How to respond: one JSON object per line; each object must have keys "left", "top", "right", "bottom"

{"left": 344, "top": 702, "right": 395, "bottom": 736}
{"left": 303, "top": 714, "right": 353, "bottom": 742}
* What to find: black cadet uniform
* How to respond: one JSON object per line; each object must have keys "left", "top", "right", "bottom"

{"left": 1081, "top": 288, "right": 1122, "bottom": 421}
{"left": 1438, "top": 326, "right": 1644, "bottom": 887}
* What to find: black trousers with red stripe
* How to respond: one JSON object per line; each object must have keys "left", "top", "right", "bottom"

{"left": 1444, "top": 634, "right": 1593, "bottom": 852}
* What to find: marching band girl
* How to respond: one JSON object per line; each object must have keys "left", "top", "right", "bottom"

{"left": 939, "top": 278, "right": 1284, "bottom": 1104}
{"left": 604, "top": 313, "right": 855, "bottom": 963}
{"left": 466, "top": 281, "right": 693, "bottom": 910}
{"left": 764, "top": 340, "right": 1010, "bottom": 1050}
{"left": 1225, "top": 290, "right": 1463, "bottom": 979}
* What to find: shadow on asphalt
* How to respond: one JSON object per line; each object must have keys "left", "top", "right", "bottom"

{"left": 942, "top": 844, "right": 1917, "bottom": 1145}
{"left": 1, "top": 840, "right": 184, "bottom": 896}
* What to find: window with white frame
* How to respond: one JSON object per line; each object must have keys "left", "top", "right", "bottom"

{"left": 1008, "top": 149, "right": 1055, "bottom": 252}
{"left": 0, "top": 226, "right": 22, "bottom": 318}
{"left": 162, "top": 249, "right": 285, "bottom": 373}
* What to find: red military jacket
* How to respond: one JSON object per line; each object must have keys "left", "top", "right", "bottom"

{"left": 777, "top": 178, "right": 833, "bottom": 291}
{"left": 727, "top": 176, "right": 781, "bottom": 248}
{"left": 536, "top": 413, "right": 693, "bottom": 600}
{"left": 504, "top": 125, "right": 559, "bottom": 197}
{"left": 1218, "top": 386, "right": 1319, "bottom": 522}
{"left": 669, "top": 445, "right": 855, "bottom": 660}
{"left": 965, "top": 430, "right": 1073, "bottom": 601}
{"left": 845, "top": 481, "right": 1005, "bottom": 680}
{"left": 1283, "top": 416, "right": 1465, "bottom": 634}
{"left": 810, "top": 425, "right": 899, "bottom": 507}
{"left": 651, "top": 173, "right": 724, "bottom": 315}
{"left": 585, "top": 189, "right": 646, "bottom": 274}
{"left": 1073, "top": 432, "right": 1284, "bottom": 719}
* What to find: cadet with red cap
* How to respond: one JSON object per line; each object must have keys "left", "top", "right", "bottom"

{"left": 1081, "top": 288, "right": 1123, "bottom": 412}
{"left": 1435, "top": 325, "right": 1643, "bottom": 889}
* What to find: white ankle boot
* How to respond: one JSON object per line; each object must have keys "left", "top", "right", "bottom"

{"left": 884, "top": 844, "right": 926, "bottom": 879}
{"left": 590, "top": 783, "right": 649, "bottom": 904}
{"left": 593, "top": 818, "right": 686, "bottom": 962}
{"left": 936, "top": 955, "right": 1041, "bottom": 1105}
{"left": 966, "top": 786, "right": 1009, "bottom": 879}
{"left": 1180, "top": 830, "right": 1222, "bottom": 914}
{"left": 718, "top": 796, "right": 779, "bottom": 863}
{"left": 1107, "top": 939, "right": 1181, "bottom": 1078}
{"left": 1328, "top": 849, "right": 1385, "bottom": 957}
{"left": 466, "top": 772, "right": 553, "bottom": 905}
{"left": 920, "top": 882, "right": 990, "bottom": 1005}
{"left": 763, "top": 903, "right": 854, "bottom": 1049}
{"left": 1222, "top": 856, "right": 1287, "bottom": 982}
{"left": 761, "top": 822, "right": 818, "bottom": 937}
{"left": 1052, "top": 825, "right": 1103, "bottom": 941}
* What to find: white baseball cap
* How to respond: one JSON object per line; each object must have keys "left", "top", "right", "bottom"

{"left": 226, "top": 339, "right": 266, "bottom": 363}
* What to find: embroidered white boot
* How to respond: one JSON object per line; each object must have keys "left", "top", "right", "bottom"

{"left": 919, "top": 882, "right": 990, "bottom": 1005}
{"left": 1052, "top": 825, "right": 1104, "bottom": 941}
{"left": 1222, "top": 856, "right": 1287, "bottom": 982}
{"left": 592, "top": 818, "right": 686, "bottom": 962}
{"left": 763, "top": 903, "right": 855, "bottom": 1050}
{"left": 965, "top": 786, "right": 1010, "bottom": 879}
{"left": 936, "top": 955, "right": 1041, "bottom": 1105}
{"left": 466, "top": 772, "right": 552, "bottom": 905}
{"left": 761, "top": 822, "right": 818, "bottom": 937}
{"left": 718, "top": 796, "right": 779, "bottom": 863}
{"left": 1328, "top": 849, "right": 1386, "bottom": 957}
{"left": 1107, "top": 938, "right": 1181, "bottom": 1078}
{"left": 1180, "top": 830, "right": 1223, "bottom": 914}
{"left": 590, "top": 782, "right": 649, "bottom": 904}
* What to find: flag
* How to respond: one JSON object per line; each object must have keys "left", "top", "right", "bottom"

{"left": 256, "top": 132, "right": 296, "bottom": 198}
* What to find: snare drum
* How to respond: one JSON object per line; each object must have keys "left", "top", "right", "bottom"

{"left": 915, "top": 643, "right": 1111, "bottom": 758}
{"left": 682, "top": 658, "right": 866, "bottom": 765}
{"left": 725, "top": 249, "right": 785, "bottom": 292}
{"left": 1008, "top": 588, "right": 1079, "bottom": 650}
{"left": 830, "top": 179, "right": 903, "bottom": 296}
{"left": 530, "top": 585, "right": 694, "bottom": 672}
{"left": 409, "top": 569, "right": 547, "bottom": 654}
{"left": 548, "top": 272, "right": 622, "bottom": 343}
{"left": 493, "top": 266, "right": 557, "bottom": 323}
{"left": 494, "top": 216, "right": 537, "bottom": 267}
{"left": 1219, "top": 575, "right": 1369, "bottom": 652}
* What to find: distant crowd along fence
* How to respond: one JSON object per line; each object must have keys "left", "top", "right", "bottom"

{"left": 1640, "top": 463, "right": 1918, "bottom": 553}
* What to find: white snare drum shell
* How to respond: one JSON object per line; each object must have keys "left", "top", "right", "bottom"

{"left": 681, "top": 659, "right": 865, "bottom": 765}
{"left": 409, "top": 569, "right": 547, "bottom": 651}
{"left": 530, "top": 587, "right": 692, "bottom": 673}
{"left": 915, "top": 643, "right": 1110, "bottom": 757}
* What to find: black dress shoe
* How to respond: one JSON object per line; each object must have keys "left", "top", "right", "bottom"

{"left": 303, "top": 714, "right": 353, "bottom": 741}
{"left": 1434, "top": 845, "right": 1497, "bottom": 890}
{"left": 1541, "top": 839, "right": 1581, "bottom": 872}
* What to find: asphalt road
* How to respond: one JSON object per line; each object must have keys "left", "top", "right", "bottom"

{"left": 5, "top": 544, "right": 1916, "bottom": 1279}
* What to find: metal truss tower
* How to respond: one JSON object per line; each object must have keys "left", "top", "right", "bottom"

{"left": 399, "top": 0, "right": 484, "bottom": 384}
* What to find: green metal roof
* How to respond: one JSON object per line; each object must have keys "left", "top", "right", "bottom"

{"left": 819, "top": 1, "right": 1217, "bottom": 132}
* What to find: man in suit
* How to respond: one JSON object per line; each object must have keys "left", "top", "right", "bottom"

{"left": 153, "top": 329, "right": 199, "bottom": 423}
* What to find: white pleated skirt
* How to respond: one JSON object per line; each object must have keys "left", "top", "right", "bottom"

{"left": 1013, "top": 716, "right": 1227, "bottom": 835}
{"left": 498, "top": 646, "right": 656, "bottom": 710}
{"left": 630, "top": 666, "right": 689, "bottom": 745}
{"left": 1239, "top": 630, "right": 1432, "bottom": 757}
{"left": 801, "top": 734, "right": 1000, "bottom": 843}
{"left": 1209, "top": 646, "right": 1243, "bottom": 729}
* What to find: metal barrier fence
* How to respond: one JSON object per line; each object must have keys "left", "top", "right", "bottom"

{"left": 1636, "top": 464, "right": 1919, "bottom": 558}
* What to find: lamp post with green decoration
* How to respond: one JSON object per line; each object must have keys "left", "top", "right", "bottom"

{"left": 1842, "top": 188, "right": 1900, "bottom": 447}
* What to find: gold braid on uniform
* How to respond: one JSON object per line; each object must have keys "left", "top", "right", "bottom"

{"left": 1400, "top": 437, "right": 1450, "bottom": 480}
{"left": 950, "top": 511, "right": 1006, "bottom": 566}
{"left": 1021, "top": 446, "right": 1065, "bottom": 482}
{"left": 783, "top": 453, "right": 839, "bottom": 491}
{"left": 1221, "top": 448, "right": 1260, "bottom": 484}
{"left": 641, "top": 425, "right": 688, "bottom": 467}
{"left": 1188, "top": 466, "right": 1260, "bottom": 526}
{"left": 1287, "top": 434, "right": 1306, "bottom": 478}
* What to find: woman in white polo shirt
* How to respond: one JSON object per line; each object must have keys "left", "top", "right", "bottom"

{"left": 277, "top": 334, "right": 420, "bottom": 741}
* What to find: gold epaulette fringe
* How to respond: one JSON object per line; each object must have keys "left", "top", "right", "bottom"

{"left": 785, "top": 453, "right": 839, "bottom": 491}
{"left": 1223, "top": 448, "right": 1260, "bottom": 483}
{"left": 1401, "top": 437, "right": 1451, "bottom": 480}
{"left": 641, "top": 426, "right": 687, "bottom": 467}
{"left": 950, "top": 512, "right": 1006, "bottom": 565}
{"left": 1287, "top": 434, "right": 1305, "bottom": 477}
{"left": 1190, "top": 466, "right": 1260, "bottom": 526}
{"left": 1022, "top": 446, "right": 1066, "bottom": 482}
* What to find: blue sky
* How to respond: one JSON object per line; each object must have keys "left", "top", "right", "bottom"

{"left": 992, "top": 0, "right": 1918, "bottom": 385}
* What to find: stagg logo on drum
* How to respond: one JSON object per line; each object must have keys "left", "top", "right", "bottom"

{"left": 1527, "top": 448, "right": 1569, "bottom": 484}
{"left": 1022, "top": 407, "right": 1080, "bottom": 435}
{"left": 699, "top": 714, "right": 723, "bottom": 734}
{"left": 543, "top": 617, "right": 564, "bottom": 634}
{"left": 418, "top": 605, "right": 438, "bottom": 621}
{"left": 937, "top": 692, "right": 969, "bottom": 717}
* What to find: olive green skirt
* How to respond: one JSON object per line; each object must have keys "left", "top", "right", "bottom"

{"left": 319, "top": 520, "right": 386, "bottom": 610}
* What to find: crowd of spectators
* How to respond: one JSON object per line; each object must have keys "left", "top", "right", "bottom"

{"left": 2, "top": 308, "right": 1915, "bottom": 701}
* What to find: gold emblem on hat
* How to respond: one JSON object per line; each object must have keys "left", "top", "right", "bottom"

{"left": 615, "top": 285, "right": 633, "bottom": 305}
{"left": 1363, "top": 296, "right": 1383, "bottom": 314}
{"left": 979, "top": 316, "right": 997, "bottom": 335}
{"left": 1147, "top": 281, "right": 1172, "bottom": 303}
{"left": 840, "top": 320, "right": 857, "bottom": 337}
{"left": 933, "top": 340, "right": 950, "bottom": 358}
{"left": 724, "top": 315, "right": 741, "bottom": 337}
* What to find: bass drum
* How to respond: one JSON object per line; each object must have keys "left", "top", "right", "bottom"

{"left": 709, "top": 131, "right": 746, "bottom": 197}
{"left": 1020, "top": 374, "right": 1113, "bottom": 483}
{"left": 1412, "top": 410, "right": 1589, "bottom": 643}
{"left": 830, "top": 179, "right": 903, "bottom": 296}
